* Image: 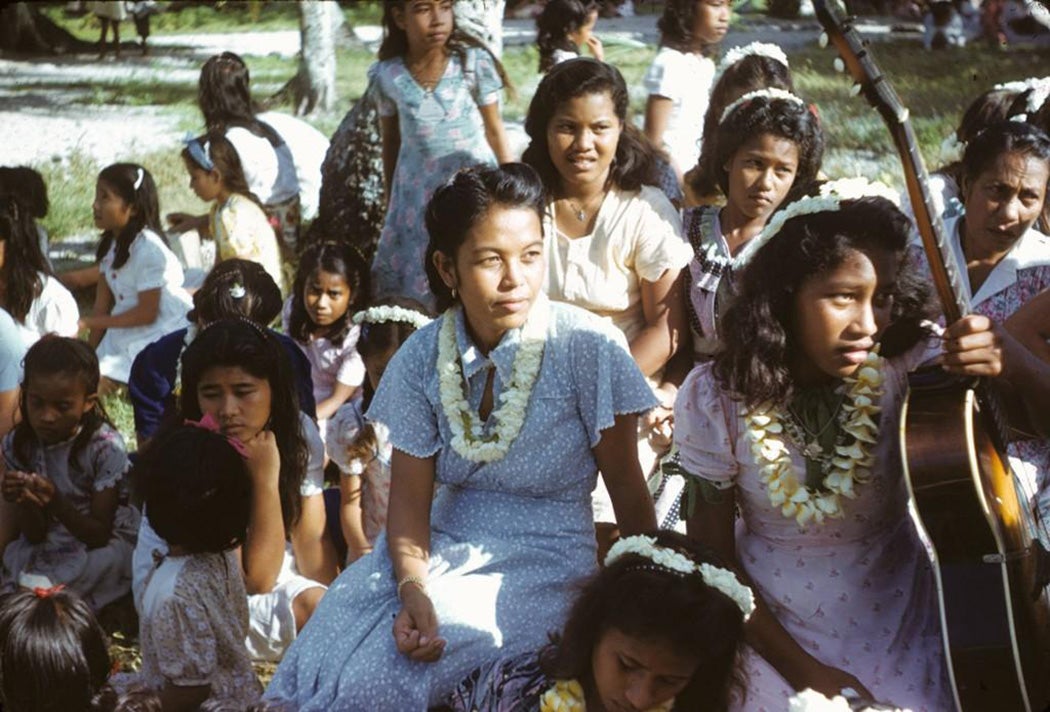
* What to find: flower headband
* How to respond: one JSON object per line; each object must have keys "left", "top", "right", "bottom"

{"left": 732, "top": 177, "right": 899, "bottom": 270}
{"left": 352, "top": 305, "right": 432, "bottom": 330}
{"left": 716, "top": 42, "right": 789, "bottom": 78}
{"left": 184, "top": 411, "right": 249, "bottom": 458}
{"left": 720, "top": 88, "right": 804, "bottom": 125}
{"left": 605, "top": 535, "right": 756, "bottom": 621}
{"left": 184, "top": 135, "right": 215, "bottom": 172}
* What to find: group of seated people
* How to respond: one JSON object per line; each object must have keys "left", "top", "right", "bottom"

{"left": 1, "top": 1, "right": 1050, "bottom": 709}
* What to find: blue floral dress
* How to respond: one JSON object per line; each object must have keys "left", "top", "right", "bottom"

{"left": 371, "top": 47, "right": 502, "bottom": 308}
{"left": 264, "top": 299, "right": 656, "bottom": 710}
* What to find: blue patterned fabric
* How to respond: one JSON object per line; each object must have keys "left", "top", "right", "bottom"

{"left": 264, "top": 300, "right": 656, "bottom": 710}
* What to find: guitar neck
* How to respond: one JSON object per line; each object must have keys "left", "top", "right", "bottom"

{"left": 891, "top": 118, "right": 971, "bottom": 323}
{"left": 812, "top": 0, "right": 1013, "bottom": 447}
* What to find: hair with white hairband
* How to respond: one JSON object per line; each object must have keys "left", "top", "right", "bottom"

{"left": 133, "top": 168, "right": 144, "bottom": 191}
{"left": 605, "top": 535, "right": 756, "bottom": 621}
{"left": 183, "top": 135, "right": 215, "bottom": 172}
{"left": 352, "top": 305, "right": 432, "bottom": 330}
{"left": 720, "top": 87, "right": 804, "bottom": 125}
{"left": 716, "top": 42, "right": 789, "bottom": 79}
{"left": 732, "top": 177, "right": 900, "bottom": 270}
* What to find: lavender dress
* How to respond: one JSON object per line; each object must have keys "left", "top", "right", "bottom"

{"left": 673, "top": 349, "right": 952, "bottom": 711}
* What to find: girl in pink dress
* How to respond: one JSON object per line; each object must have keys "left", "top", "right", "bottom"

{"left": 673, "top": 190, "right": 1032, "bottom": 710}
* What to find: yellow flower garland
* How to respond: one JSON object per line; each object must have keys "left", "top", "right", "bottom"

{"left": 539, "top": 678, "right": 674, "bottom": 712}
{"left": 744, "top": 350, "right": 885, "bottom": 527}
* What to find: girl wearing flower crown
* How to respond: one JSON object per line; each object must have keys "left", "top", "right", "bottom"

{"left": 672, "top": 189, "right": 1031, "bottom": 709}
{"left": 326, "top": 296, "right": 434, "bottom": 564}
{"left": 683, "top": 89, "right": 823, "bottom": 362}
{"left": 264, "top": 163, "right": 657, "bottom": 709}
{"left": 685, "top": 42, "right": 795, "bottom": 208}
{"left": 446, "top": 530, "right": 750, "bottom": 712}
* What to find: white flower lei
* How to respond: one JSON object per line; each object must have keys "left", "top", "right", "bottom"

{"left": 719, "top": 87, "right": 803, "bottom": 125}
{"left": 745, "top": 350, "right": 884, "bottom": 528}
{"left": 605, "top": 535, "right": 756, "bottom": 621}
{"left": 789, "top": 688, "right": 912, "bottom": 712}
{"left": 352, "top": 305, "right": 432, "bottom": 330}
{"left": 437, "top": 298, "right": 547, "bottom": 463}
{"left": 539, "top": 678, "right": 673, "bottom": 712}
{"left": 717, "top": 41, "right": 789, "bottom": 77}
{"left": 733, "top": 177, "right": 898, "bottom": 270}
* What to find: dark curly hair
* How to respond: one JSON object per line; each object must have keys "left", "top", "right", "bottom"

{"left": 535, "top": 0, "right": 599, "bottom": 73}
{"left": 178, "top": 320, "right": 308, "bottom": 533}
{"left": 658, "top": 0, "right": 724, "bottom": 56}
{"left": 135, "top": 425, "right": 252, "bottom": 554}
{"left": 378, "top": 0, "right": 513, "bottom": 97}
{"left": 288, "top": 240, "right": 370, "bottom": 348}
{"left": 713, "top": 94, "right": 824, "bottom": 199}
{"left": 13, "top": 336, "right": 112, "bottom": 476}
{"left": 714, "top": 196, "right": 933, "bottom": 408}
{"left": 523, "top": 58, "right": 657, "bottom": 194}
{"left": 424, "top": 163, "right": 546, "bottom": 312}
{"left": 94, "top": 163, "right": 166, "bottom": 270}
{"left": 540, "top": 531, "right": 746, "bottom": 712}
{"left": 690, "top": 55, "right": 794, "bottom": 199}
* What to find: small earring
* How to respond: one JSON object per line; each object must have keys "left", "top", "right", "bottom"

{"left": 451, "top": 287, "right": 458, "bottom": 300}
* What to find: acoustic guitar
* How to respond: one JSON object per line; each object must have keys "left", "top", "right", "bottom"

{"left": 810, "top": 1, "right": 1050, "bottom": 709}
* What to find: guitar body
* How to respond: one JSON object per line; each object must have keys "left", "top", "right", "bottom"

{"left": 901, "top": 369, "right": 1050, "bottom": 711}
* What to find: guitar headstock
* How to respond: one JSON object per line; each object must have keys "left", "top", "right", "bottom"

{"left": 811, "top": 0, "right": 970, "bottom": 324}
{"left": 811, "top": 0, "right": 910, "bottom": 132}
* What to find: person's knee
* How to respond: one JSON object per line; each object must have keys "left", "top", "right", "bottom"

{"left": 291, "top": 586, "right": 325, "bottom": 632}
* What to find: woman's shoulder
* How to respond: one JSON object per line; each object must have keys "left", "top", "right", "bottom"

{"left": 548, "top": 300, "right": 630, "bottom": 352}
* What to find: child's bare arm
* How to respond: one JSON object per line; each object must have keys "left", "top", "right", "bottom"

{"left": 479, "top": 102, "right": 513, "bottom": 164}
{"left": 339, "top": 474, "right": 372, "bottom": 564}
{"left": 80, "top": 288, "right": 162, "bottom": 331}
{"left": 84, "top": 278, "right": 115, "bottom": 348}
{"left": 32, "top": 476, "right": 118, "bottom": 549}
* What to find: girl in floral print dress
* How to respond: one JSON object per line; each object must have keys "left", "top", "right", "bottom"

{"left": 672, "top": 189, "right": 1042, "bottom": 710}
{"left": 0, "top": 337, "right": 138, "bottom": 610}
{"left": 136, "top": 422, "right": 261, "bottom": 709}
{"left": 370, "top": 0, "right": 513, "bottom": 308}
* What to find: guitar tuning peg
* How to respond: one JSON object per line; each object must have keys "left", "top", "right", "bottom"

{"left": 833, "top": 57, "right": 845, "bottom": 73}
{"left": 850, "top": 83, "right": 862, "bottom": 97}
{"left": 819, "top": 32, "right": 829, "bottom": 48}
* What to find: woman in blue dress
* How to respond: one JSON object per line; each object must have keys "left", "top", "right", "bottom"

{"left": 371, "top": 0, "right": 513, "bottom": 308}
{"left": 264, "top": 164, "right": 658, "bottom": 709}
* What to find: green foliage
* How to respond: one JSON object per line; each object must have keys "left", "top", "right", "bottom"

{"left": 100, "top": 386, "right": 137, "bottom": 453}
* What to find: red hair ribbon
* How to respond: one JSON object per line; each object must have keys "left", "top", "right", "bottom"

{"left": 32, "top": 584, "right": 66, "bottom": 598}
{"left": 183, "top": 412, "right": 249, "bottom": 459}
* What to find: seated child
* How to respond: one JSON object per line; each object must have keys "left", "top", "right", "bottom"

{"left": 136, "top": 421, "right": 262, "bottom": 710}
{"left": 0, "top": 586, "right": 159, "bottom": 711}
{"left": 446, "top": 530, "right": 751, "bottom": 711}
{"left": 0, "top": 336, "right": 138, "bottom": 610}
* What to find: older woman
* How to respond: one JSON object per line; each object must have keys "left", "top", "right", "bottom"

{"left": 522, "top": 58, "right": 692, "bottom": 530}
{"left": 264, "top": 164, "right": 657, "bottom": 710}
{"left": 913, "top": 120, "right": 1050, "bottom": 516}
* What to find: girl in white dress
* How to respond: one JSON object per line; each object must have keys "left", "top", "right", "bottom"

{"left": 82, "top": 164, "right": 192, "bottom": 386}
{"left": 0, "top": 191, "right": 78, "bottom": 347}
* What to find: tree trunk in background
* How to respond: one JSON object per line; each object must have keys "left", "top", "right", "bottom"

{"left": 0, "top": 2, "right": 92, "bottom": 55}
{"left": 454, "top": 0, "right": 506, "bottom": 57}
{"left": 294, "top": 0, "right": 338, "bottom": 115}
